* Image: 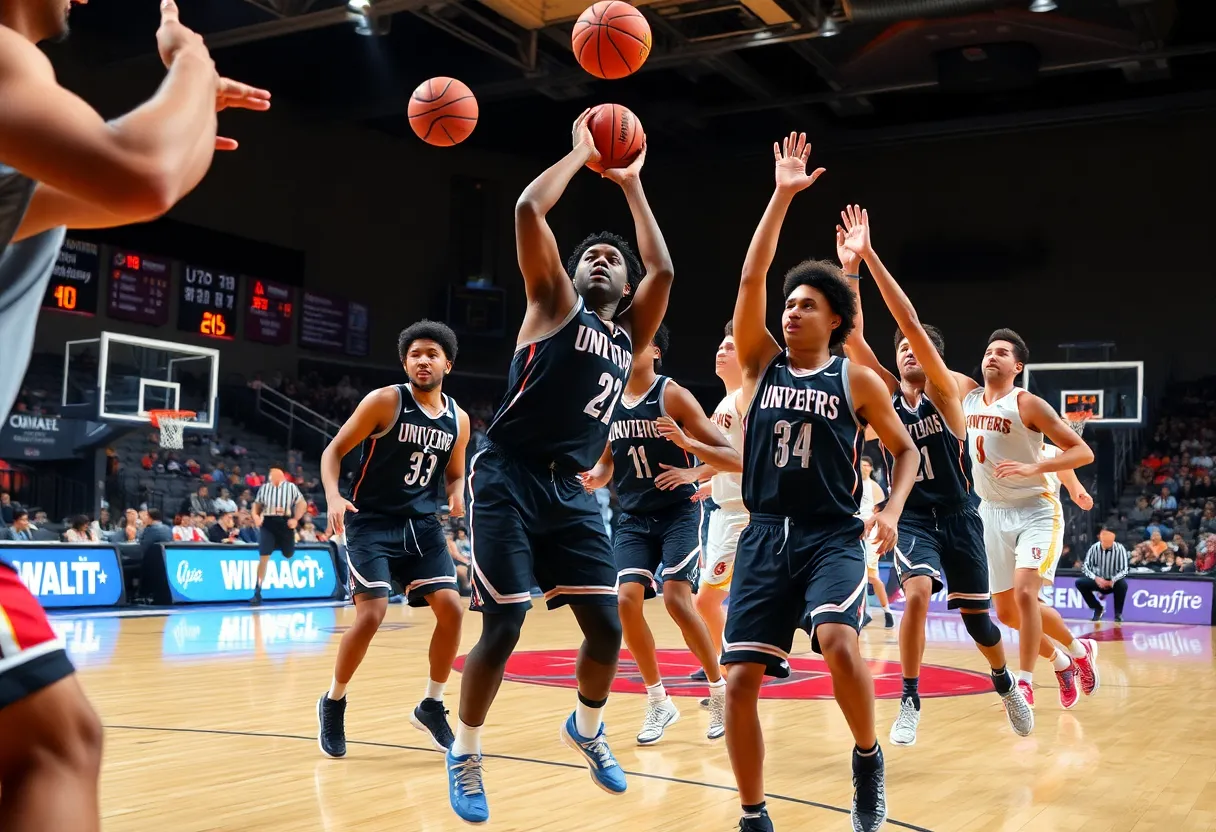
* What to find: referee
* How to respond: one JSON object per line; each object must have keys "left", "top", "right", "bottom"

{"left": 1076, "top": 526, "right": 1130, "bottom": 622}
{"left": 250, "top": 464, "right": 307, "bottom": 606}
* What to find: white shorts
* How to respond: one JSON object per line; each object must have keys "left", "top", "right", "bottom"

{"left": 863, "top": 529, "right": 880, "bottom": 573}
{"left": 700, "top": 507, "right": 749, "bottom": 590}
{"left": 980, "top": 496, "right": 1065, "bottom": 595}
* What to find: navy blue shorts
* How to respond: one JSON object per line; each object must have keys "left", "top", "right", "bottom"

{"left": 258, "top": 518, "right": 296, "bottom": 558}
{"left": 468, "top": 446, "right": 617, "bottom": 612}
{"left": 344, "top": 511, "right": 456, "bottom": 606}
{"left": 722, "top": 513, "right": 867, "bottom": 675}
{"left": 615, "top": 499, "right": 703, "bottom": 599}
{"left": 893, "top": 505, "right": 991, "bottom": 610}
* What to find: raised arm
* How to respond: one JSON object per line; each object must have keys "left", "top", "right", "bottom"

{"left": 320, "top": 387, "right": 399, "bottom": 535}
{"left": 851, "top": 364, "right": 918, "bottom": 553}
{"left": 735, "top": 133, "right": 825, "bottom": 398}
{"left": 445, "top": 407, "right": 472, "bottom": 518}
{"left": 840, "top": 205, "right": 965, "bottom": 436}
{"left": 838, "top": 225, "right": 899, "bottom": 396}
{"left": 608, "top": 148, "right": 674, "bottom": 348}
{"left": 996, "top": 393, "right": 1095, "bottom": 480}
{"left": 656, "top": 383, "right": 742, "bottom": 474}
{"left": 513, "top": 111, "right": 596, "bottom": 327}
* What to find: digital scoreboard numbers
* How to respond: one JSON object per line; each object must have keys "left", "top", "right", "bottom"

{"left": 245, "top": 278, "right": 294, "bottom": 345}
{"left": 178, "top": 266, "right": 240, "bottom": 340}
{"left": 42, "top": 238, "right": 100, "bottom": 316}
{"left": 107, "top": 250, "right": 171, "bottom": 325}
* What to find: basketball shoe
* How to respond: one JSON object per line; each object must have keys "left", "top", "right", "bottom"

{"left": 999, "top": 682, "right": 1034, "bottom": 737}
{"left": 738, "top": 810, "right": 774, "bottom": 831}
{"left": 889, "top": 697, "right": 920, "bottom": 746}
{"left": 560, "top": 713, "right": 627, "bottom": 794}
{"left": 636, "top": 698, "right": 679, "bottom": 745}
{"left": 851, "top": 744, "right": 887, "bottom": 832}
{"left": 410, "top": 698, "right": 455, "bottom": 750}
{"left": 1055, "top": 660, "right": 1079, "bottom": 710}
{"left": 316, "top": 694, "right": 347, "bottom": 758}
{"left": 1073, "top": 638, "right": 1100, "bottom": 696}
{"left": 447, "top": 750, "right": 489, "bottom": 824}
{"left": 1017, "top": 678, "right": 1035, "bottom": 707}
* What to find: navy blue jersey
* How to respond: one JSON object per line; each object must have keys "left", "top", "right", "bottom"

{"left": 349, "top": 385, "right": 460, "bottom": 518}
{"left": 488, "top": 297, "right": 633, "bottom": 472}
{"left": 742, "top": 353, "right": 866, "bottom": 521}
{"left": 609, "top": 376, "right": 697, "bottom": 514}
{"left": 882, "top": 393, "right": 974, "bottom": 511}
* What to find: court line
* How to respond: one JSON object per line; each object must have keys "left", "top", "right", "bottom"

{"left": 105, "top": 723, "right": 934, "bottom": 832}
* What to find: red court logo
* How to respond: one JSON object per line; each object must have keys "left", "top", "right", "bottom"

{"left": 453, "top": 649, "right": 994, "bottom": 700}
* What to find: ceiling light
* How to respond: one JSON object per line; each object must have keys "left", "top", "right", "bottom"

{"left": 820, "top": 17, "right": 840, "bottom": 37}
{"left": 346, "top": 0, "right": 390, "bottom": 35}
{"left": 1029, "top": 0, "right": 1058, "bottom": 11}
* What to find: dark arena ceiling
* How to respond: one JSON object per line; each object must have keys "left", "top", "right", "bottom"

{"left": 57, "top": 0, "right": 1216, "bottom": 155}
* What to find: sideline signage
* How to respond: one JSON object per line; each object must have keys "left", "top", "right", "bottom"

{"left": 161, "top": 544, "right": 339, "bottom": 604}
{"left": 3, "top": 545, "right": 125, "bottom": 608}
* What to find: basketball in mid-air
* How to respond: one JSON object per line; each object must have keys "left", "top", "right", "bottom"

{"left": 407, "top": 77, "right": 479, "bottom": 146}
{"left": 586, "top": 103, "right": 645, "bottom": 174}
{"left": 572, "top": 1, "right": 652, "bottom": 80}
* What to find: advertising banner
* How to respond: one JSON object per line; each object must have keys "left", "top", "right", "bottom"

{"left": 161, "top": 544, "right": 338, "bottom": 604}
{"left": 3, "top": 545, "right": 125, "bottom": 608}
{"left": 890, "top": 573, "right": 1214, "bottom": 626}
{"left": 161, "top": 606, "right": 336, "bottom": 661}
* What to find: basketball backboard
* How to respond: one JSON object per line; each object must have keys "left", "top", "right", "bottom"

{"left": 61, "top": 332, "right": 219, "bottom": 430}
{"left": 1022, "top": 361, "right": 1143, "bottom": 427}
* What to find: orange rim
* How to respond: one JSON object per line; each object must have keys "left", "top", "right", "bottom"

{"left": 147, "top": 409, "right": 197, "bottom": 428}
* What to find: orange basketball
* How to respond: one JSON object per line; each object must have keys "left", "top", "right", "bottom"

{"left": 572, "top": 1, "right": 652, "bottom": 80}
{"left": 407, "top": 76, "right": 479, "bottom": 146}
{"left": 586, "top": 103, "right": 644, "bottom": 174}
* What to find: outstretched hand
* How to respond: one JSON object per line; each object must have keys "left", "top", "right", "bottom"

{"left": 572, "top": 108, "right": 602, "bottom": 166}
{"left": 836, "top": 225, "right": 861, "bottom": 274}
{"left": 214, "top": 77, "right": 272, "bottom": 151}
{"left": 773, "top": 132, "right": 825, "bottom": 194}
{"left": 601, "top": 141, "right": 646, "bottom": 185}
{"left": 837, "top": 204, "right": 873, "bottom": 260}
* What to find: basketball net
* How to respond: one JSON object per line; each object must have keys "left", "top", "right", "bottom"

{"left": 148, "top": 410, "right": 197, "bottom": 450}
{"left": 1065, "top": 411, "right": 1093, "bottom": 437}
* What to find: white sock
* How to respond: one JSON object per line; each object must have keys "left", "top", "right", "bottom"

{"left": 575, "top": 698, "right": 604, "bottom": 738}
{"left": 451, "top": 720, "right": 482, "bottom": 757}
{"left": 882, "top": 603, "right": 892, "bottom": 613}
{"left": 425, "top": 679, "right": 446, "bottom": 702}
{"left": 1050, "top": 648, "right": 1072, "bottom": 672}
{"left": 1066, "top": 639, "right": 1087, "bottom": 659}
{"left": 328, "top": 678, "right": 347, "bottom": 701}
{"left": 709, "top": 677, "right": 726, "bottom": 697}
{"left": 645, "top": 681, "right": 667, "bottom": 704}
{"left": 1017, "top": 670, "right": 1034, "bottom": 685}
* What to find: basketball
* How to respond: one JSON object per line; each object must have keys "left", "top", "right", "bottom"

{"left": 572, "top": 1, "right": 652, "bottom": 80}
{"left": 407, "top": 76, "right": 479, "bottom": 147}
{"left": 586, "top": 103, "right": 645, "bottom": 173}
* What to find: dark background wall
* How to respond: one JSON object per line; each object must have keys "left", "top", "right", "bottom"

{"left": 34, "top": 57, "right": 1216, "bottom": 397}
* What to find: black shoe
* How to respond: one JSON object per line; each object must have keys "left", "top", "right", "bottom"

{"left": 862, "top": 612, "right": 873, "bottom": 628}
{"left": 690, "top": 667, "right": 708, "bottom": 682}
{"left": 250, "top": 589, "right": 262, "bottom": 607}
{"left": 1091, "top": 608, "right": 1103, "bottom": 621}
{"left": 410, "top": 698, "right": 455, "bottom": 751}
{"left": 851, "top": 745, "right": 887, "bottom": 832}
{"left": 883, "top": 611, "right": 895, "bottom": 629}
{"left": 738, "top": 810, "right": 774, "bottom": 831}
{"left": 1115, "top": 614, "right": 1123, "bottom": 623}
{"left": 317, "top": 694, "right": 347, "bottom": 758}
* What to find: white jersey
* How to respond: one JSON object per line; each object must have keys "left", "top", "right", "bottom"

{"left": 963, "top": 386, "right": 1053, "bottom": 505}
{"left": 858, "top": 477, "right": 883, "bottom": 521}
{"left": 1041, "top": 443, "right": 1062, "bottom": 494}
{"left": 710, "top": 389, "right": 745, "bottom": 511}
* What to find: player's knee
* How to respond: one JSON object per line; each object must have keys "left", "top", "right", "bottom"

{"left": 1012, "top": 581, "right": 1040, "bottom": 607}
{"left": 430, "top": 590, "right": 465, "bottom": 629}
{"left": 961, "top": 611, "right": 1002, "bottom": 647}
{"left": 617, "top": 584, "right": 646, "bottom": 619}
{"left": 477, "top": 608, "right": 527, "bottom": 664}
{"left": 725, "top": 663, "right": 764, "bottom": 700}
{"left": 354, "top": 599, "right": 388, "bottom": 628}
{"left": 574, "top": 605, "right": 623, "bottom": 663}
{"left": 816, "top": 624, "right": 858, "bottom": 661}
{"left": 661, "top": 583, "right": 694, "bottom": 616}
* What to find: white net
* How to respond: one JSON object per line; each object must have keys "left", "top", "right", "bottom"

{"left": 152, "top": 412, "right": 196, "bottom": 449}
{"left": 1065, "top": 413, "right": 1093, "bottom": 436}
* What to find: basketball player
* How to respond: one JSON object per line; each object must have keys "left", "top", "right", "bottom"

{"left": 836, "top": 205, "right": 1033, "bottom": 744}
{"left": 317, "top": 321, "right": 470, "bottom": 758}
{"left": 963, "top": 329, "right": 1100, "bottom": 707}
{"left": 580, "top": 324, "right": 741, "bottom": 745}
{"left": 445, "top": 111, "right": 673, "bottom": 824}
{"left": 724, "top": 134, "right": 920, "bottom": 832}
{"left": 858, "top": 456, "right": 895, "bottom": 629}
{"left": 0, "top": 5, "right": 266, "bottom": 827}
{"left": 0, "top": 0, "right": 270, "bottom": 423}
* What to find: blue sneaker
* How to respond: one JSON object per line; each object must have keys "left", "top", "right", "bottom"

{"left": 446, "top": 749, "right": 489, "bottom": 825}
{"left": 559, "top": 713, "right": 627, "bottom": 795}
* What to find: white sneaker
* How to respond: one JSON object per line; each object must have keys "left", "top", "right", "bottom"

{"left": 706, "top": 686, "right": 725, "bottom": 740}
{"left": 889, "top": 697, "right": 920, "bottom": 746}
{"left": 636, "top": 697, "right": 680, "bottom": 745}
{"left": 1000, "top": 679, "right": 1034, "bottom": 737}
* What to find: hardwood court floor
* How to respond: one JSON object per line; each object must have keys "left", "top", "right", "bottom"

{"left": 61, "top": 600, "right": 1216, "bottom": 832}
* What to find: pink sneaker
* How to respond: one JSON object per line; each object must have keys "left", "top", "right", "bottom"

{"left": 1017, "top": 678, "right": 1035, "bottom": 708}
{"left": 1073, "top": 639, "right": 1100, "bottom": 696}
{"left": 1055, "top": 660, "right": 1079, "bottom": 710}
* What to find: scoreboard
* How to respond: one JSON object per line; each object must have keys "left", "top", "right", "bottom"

{"left": 246, "top": 279, "right": 294, "bottom": 345}
{"left": 107, "top": 250, "right": 171, "bottom": 326}
{"left": 178, "top": 266, "right": 240, "bottom": 340}
{"left": 43, "top": 239, "right": 101, "bottom": 316}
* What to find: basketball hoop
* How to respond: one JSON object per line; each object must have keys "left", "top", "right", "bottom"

{"left": 1065, "top": 411, "right": 1094, "bottom": 436}
{"left": 148, "top": 409, "right": 197, "bottom": 450}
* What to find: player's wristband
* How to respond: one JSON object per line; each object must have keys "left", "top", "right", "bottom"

{"left": 844, "top": 273, "right": 860, "bottom": 280}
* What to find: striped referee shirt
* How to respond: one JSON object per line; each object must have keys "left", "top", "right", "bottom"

{"left": 255, "top": 481, "right": 304, "bottom": 518}
{"left": 1082, "top": 541, "right": 1130, "bottom": 582}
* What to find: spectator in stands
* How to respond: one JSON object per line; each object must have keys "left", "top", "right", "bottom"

{"left": 138, "top": 509, "right": 174, "bottom": 602}
{"left": 165, "top": 453, "right": 182, "bottom": 475}
{"left": 0, "top": 491, "right": 15, "bottom": 525}
{"left": 90, "top": 509, "right": 113, "bottom": 539}
{"left": 208, "top": 512, "right": 238, "bottom": 543}
{"left": 32, "top": 510, "right": 47, "bottom": 526}
{"left": 185, "top": 458, "right": 201, "bottom": 477}
{"left": 1127, "top": 496, "right": 1153, "bottom": 526}
{"left": 7, "top": 509, "right": 34, "bottom": 541}
{"left": 1196, "top": 534, "right": 1216, "bottom": 574}
{"left": 1076, "top": 527, "right": 1130, "bottom": 622}
{"left": 235, "top": 510, "right": 259, "bottom": 544}
{"left": 1197, "top": 475, "right": 1215, "bottom": 500}
{"left": 187, "top": 485, "right": 215, "bottom": 517}
{"left": 112, "top": 516, "right": 139, "bottom": 543}
{"left": 1152, "top": 487, "right": 1177, "bottom": 512}
{"left": 214, "top": 488, "right": 237, "bottom": 514}
{"left": 1146, "top": 516, "right": 1172, "bottom": 540}
{"left": 245, "top": 470, "right": 264, "bottom": 488}
{"left": 208, "top": 462, "right": 226, "bottom": 482}
{"left": 172, "top": 513, "right": 206, "bottom": 542}
{"left": 237, "top": 488, "right": 254, "bottom": 511}
{"left": 297, "top": 517, "right": 320, "bottom": 543}
{"left": 62, "top": 515, "right": 96, "bottom": 543}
